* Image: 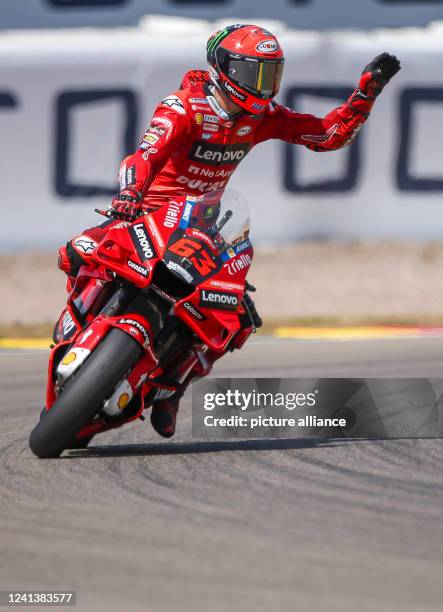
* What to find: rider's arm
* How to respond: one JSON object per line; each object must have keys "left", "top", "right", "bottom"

{"left": 254, "top": 98, "right": 369, "bottom": 152}
{"left": 118, "top": 96, "right": 191, "bottom": 196}
{"left": 254, "top": 53, "right": 400, "bottom": 152}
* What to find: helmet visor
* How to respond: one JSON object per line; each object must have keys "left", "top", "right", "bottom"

{"left": 218, "top": 49, "right": 284, "bottom": 99}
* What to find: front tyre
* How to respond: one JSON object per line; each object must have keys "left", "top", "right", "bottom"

{"left": 29, "top": 328, "right": 142, "bottom": 458}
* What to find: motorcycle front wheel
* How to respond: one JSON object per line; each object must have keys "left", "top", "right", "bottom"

{"left": 29, "top": 328, "right": 142, "bottom": 458}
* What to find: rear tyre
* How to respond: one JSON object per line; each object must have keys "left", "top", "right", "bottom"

{"left": 29, "top": 328, "right": 142, "bottom": 458}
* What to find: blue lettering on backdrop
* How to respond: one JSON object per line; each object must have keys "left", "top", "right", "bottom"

{"left": 0, "top": 92, "right": 18, "bottom": 110}
{"left": 397, "top": 87, "right": 443, "bottom": 192}
{"left": 55, "top": 89, "right": 137, "bottom": 197}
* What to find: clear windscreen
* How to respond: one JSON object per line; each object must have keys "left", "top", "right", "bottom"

{"left": 162, "top": 189, "right": 251, "bottom": 287}
{"left": 187, "top": 188, "right": 251, "bottom": 249}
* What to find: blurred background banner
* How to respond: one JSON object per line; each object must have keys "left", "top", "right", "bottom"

{"left": 2, "top": 18, "right": 443, "bottom": 248}
{"left": 3, "top": 0, "right": 443, "bottom": 31}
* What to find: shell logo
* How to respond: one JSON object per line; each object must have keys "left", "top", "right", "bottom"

{"left": 61, "top": 352, "right": 77, "bottom": 366}
{"left": 117, "top": 393, "right": 130, "bottom": 410}
{"left": 194, "top": 113, "right": 203, "bottom": 125}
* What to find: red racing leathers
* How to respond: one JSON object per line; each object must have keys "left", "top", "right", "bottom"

{"left": 117, "top": 69, "right": 373, "bottom": 203}
{"left": 67, "top": 68, "right": 375, "bottom": 267}
{"left": 65, "top": 69, "right": 374, "bottom": 280}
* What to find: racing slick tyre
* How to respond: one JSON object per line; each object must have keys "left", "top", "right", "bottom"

{"left": 29, "top": 328, "right": 142, "bottom": 458}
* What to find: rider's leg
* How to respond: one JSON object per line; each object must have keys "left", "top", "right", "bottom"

{"left": 54, "top": 222, "right": 114, "bottom": 343}
{"left": 57, "top": 221, "right": 114, "bottom": 287}
{"left": 150, "top": 322, "right": 256, "bottom": 438}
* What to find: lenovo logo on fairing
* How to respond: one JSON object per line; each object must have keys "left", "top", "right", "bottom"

{"left": 130, "top": 223, "right": 156, "bottom": 261}
{"left": 189, "top": 142, "right": 251, "bottom": 167}
{"left": 199, "top": 289, "right": 239, "bottom": 311}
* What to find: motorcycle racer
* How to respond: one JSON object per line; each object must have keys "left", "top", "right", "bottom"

{"left": 58, "top": 24, "right": 401, "bottom": 438}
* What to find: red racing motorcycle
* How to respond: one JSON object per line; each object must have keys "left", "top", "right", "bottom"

{"left": 29, "top": 189, "right": 260, "bottom": 458}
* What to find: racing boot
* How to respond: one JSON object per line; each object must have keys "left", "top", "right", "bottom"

{"left": 150, "top": 291, "right": 260, "bottom": 438}
{"left": 150, "top": 390, "right": 183, "bottom": 438}
{"left": 150, "top": 348, "right": 215, "bottom": 438}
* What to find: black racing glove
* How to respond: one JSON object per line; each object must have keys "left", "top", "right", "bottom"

{"left": 348, "top": 52, "right": 401, "bottom": 115}
{"left": 111, "top": 189, "right": 143, "bottom": 220}
{"left": 358, "top": 52, "right": 401, "bottom": 99}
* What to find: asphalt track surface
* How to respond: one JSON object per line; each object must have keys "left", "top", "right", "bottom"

{"left": 1, "top": 337, "right": 443, "bottom": 612}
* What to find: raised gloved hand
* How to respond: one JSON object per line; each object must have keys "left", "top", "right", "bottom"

{"left": 111, "top": 189, "right": 143, "bottom": 220}
{"left": 349, "top": 52, "right": 401, "bottom": 114}
{"left": 359, "top": 53, "right": 401, "bottom": 98}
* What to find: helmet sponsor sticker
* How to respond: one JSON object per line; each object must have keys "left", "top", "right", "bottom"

{"left": 237, "top": 125, "right": 252, "bottom": 136}
{"left": 222, "top": 81, "right": 246, "bottom": 102}
{"left": 252, "top": 102, "right": 265, "bottom": 112}
{"left": 161, "top": 95, "right": 186, "bottom": 115}
{"left": 208, "top": 65, "right": 219, "bottom": 80}
{"left": 256, "top": 40, "right": 280, "bottom": 54}
{"left": 189, "top": 142, "right": 251, "bottom": 166}
{"left": 199, "top": 289, "right": 239, "bottom": 311}
{"left": 129, "top": 222, "right": 157, "bottom": 262}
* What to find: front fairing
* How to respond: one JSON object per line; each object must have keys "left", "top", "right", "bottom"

{"left": 157, "top": 190, "right": 254, "bottom": 350}
{"left": 92, "top": 189, "right": 253, "bottom": 351}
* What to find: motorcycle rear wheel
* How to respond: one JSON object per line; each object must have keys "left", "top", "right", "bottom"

{"left": 29, "top": 328, "right": 142, "bottom": 458}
